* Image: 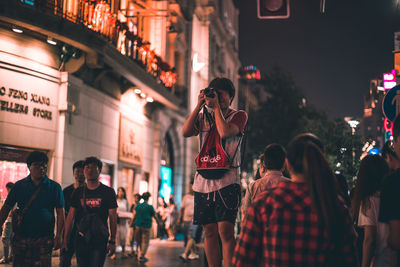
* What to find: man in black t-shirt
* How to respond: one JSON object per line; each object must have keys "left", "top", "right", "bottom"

{"left": 62, "top": 157, "right": 117, "bottom": 267}
{"left": 379, "top": 115, "right": 400, "bottom": 266}
{"left": 60, "top": 160, "right": 85, "bottom": 267}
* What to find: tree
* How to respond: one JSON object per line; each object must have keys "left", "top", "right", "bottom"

{"left": 242, "top": 65, "right": 362, "bottom": 189}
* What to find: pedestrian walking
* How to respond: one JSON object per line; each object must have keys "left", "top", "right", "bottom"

{"left": 0, "top": 151, "right": 65, "bottom": 267}
{"left": 60, "top": 160, "right": 85, "bottom": 267}
{"left": 0, "top": 182, "right": 14, "bottom": 264}
{"left": 109, "top": 187, "right": 131, "bottom": 259}
{"left": 62, "top": 157, "right": 117, "bottom": 267}
{"left": 133, "top": 192, "right": 159, "bottom": 263}
{"left": 156, "top": 197, "right": 168, "bottom": 240}
{"left": 178, "top": 179, "right": 200, "bottom": 261}
{"left": 353, "top": 155, "right": 397, "bottom": 266}
{"left": 165, "top": 197, "right": 178, "bottom": 241}
{"left": 379, "top": 114, "right": 400, "bottom": 267}
{"left": 233, "top": 133, "right": 358, "bottom": 266}
{"left": 128, "top": 193, "right": 141, "bottom": 256}
{"left": 182, "top": 77, "right": 248, "bottom": 267}
{"left": 241, "top": 143, "right": 288, "bottom": 226}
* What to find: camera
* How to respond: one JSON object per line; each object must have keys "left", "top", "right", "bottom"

{"left": 203, "top": 87, "right": 216, "bottom": 98}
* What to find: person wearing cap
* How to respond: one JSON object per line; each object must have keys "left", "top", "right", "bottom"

{"left": 60, "top": 160, "right": 85, "bottom": 267}
{"left": 182, "top": 77, "right": 248, "bottom": 267}
{"left": 0, "top": 151, "right": 65, "bottom": 266}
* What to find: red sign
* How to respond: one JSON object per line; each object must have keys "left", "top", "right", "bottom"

{"left": 384, "top": 116, "right": 393, "bottom": 134}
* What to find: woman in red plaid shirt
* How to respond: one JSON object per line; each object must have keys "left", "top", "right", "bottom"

{"left": 233, "top": 133, "right": 358, "bottom": 266}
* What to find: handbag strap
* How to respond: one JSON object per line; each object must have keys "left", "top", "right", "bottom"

{"left": 82, "top": 185, "right": 87, "bottom": 212}
{"left": 20, "top": 183, "right": 44, "bottom": 218}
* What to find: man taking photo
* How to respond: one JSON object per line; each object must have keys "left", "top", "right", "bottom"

{"left": 182, "top": 77, "right": 248, "bottom": 267}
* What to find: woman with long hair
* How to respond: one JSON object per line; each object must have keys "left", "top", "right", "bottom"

{"left": 233, "top": 133, "right": 358, "bottom": 266}
{"left": 110, "top": 187, "right": 130, "bottom": 259}
{"left": 352, "top": 155, "right": 397, "bottom": 267}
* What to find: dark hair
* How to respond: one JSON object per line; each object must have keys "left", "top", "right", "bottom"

{"left": 83, "top": 157, "right": 102, "bottom": 172}
{"left": 134, "top": 193, "right": 141, "bottom": 199}
{"left": 208, "top": 77, "right": 235, "bottom": 100}
{"left": 117, "top": 187, "right": 126, "bottom": 199}
{"left": 26, "top": 151, "right": 48, "bottom": 166}
{"left": 142, "top": 192, "right": 151, "bottom": 201}
{"left": 393, "top": 114, "right": 400, "bottom": 140}
{"left": 381, "top": 140, "right": 398, "bottom": 159}
{"left": 287, "top": 133, "right": 344, "bottom": 243}
{"left": 72, "top": 160, "right": 85, "bottom": 171}
{"left": 5, "top": 182, "right": 14, "bottom": 189}
{"left": 264, "top": 143, "right": 286, "bottom": 170}
{"left": 352, "top": 155, "right": 389, "bottom": 219}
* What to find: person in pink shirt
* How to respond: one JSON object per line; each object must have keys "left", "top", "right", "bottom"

{"left": 241, "top": 143, "right": 289, "bottom": 225}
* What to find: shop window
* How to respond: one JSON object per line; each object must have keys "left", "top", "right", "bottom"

{"left": 100, "top": 161, "right": 114, "bottom": 187}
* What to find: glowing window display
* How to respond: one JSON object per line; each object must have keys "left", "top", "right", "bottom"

{"left": 159, "top": 166, "right": 172, "bottom": 203}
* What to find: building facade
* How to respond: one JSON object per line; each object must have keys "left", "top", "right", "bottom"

{"left": 0, "top": 0, "right": 241, "bottom": 209}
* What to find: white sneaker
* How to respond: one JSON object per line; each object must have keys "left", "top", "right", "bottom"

{"left": 179, "top": 253, "right": 188, "bottom": 260}
{"left": 188, "top": 253, "right": 199, "bottom": 260}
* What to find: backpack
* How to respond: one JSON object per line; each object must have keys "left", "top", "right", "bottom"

{"left": 76, "top": 186, "right": 109, "bottom": 245}
{"left": 195, "top": 109, "right": 243, "bottom": 180}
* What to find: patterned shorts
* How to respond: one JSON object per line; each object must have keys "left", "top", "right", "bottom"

{"left": 12, "top": 235, "right": 53, "bottom": 267}
{"left": 194, "top": 183, "right": 241, "bottom": 225}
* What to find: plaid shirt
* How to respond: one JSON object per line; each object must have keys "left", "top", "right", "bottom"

{"left": 233, "top": 181, "right": 358, "bottom": 267}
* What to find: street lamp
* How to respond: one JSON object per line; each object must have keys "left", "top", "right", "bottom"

{"left": 345, "top": 118, "right": 359, "bottom": 178}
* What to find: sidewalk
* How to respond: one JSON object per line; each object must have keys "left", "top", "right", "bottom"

{"left": 1, "top": 239, "right": 205, "bottom": 267}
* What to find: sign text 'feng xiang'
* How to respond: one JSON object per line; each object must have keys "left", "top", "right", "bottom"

{"left": 0, "top": 86, "right": 52, "bottom": 120}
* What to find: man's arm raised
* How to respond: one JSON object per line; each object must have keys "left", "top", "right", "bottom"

{"left": 182, "top": 91, "right": 205, "bottom": 137}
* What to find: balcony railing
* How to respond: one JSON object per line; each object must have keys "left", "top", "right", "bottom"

{"left": 19, "top": 0, "right": 177, "bottom": 89}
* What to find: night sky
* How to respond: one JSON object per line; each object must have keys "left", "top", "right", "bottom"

{"left": 238, "top": 0, "right": 400, "bottom": 118}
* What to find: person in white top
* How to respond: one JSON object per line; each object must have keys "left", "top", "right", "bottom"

{"left": 353, "top": 155, "right": 397, "bottom": 267}
{"left": 178, "top": 180, "right": 200, "bottom": 261}
{"left": 110, "top": 187, "right": 131, "bottom": 259}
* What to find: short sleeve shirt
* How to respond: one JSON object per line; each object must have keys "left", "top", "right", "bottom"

{"left": 135, "top": 202, "right": 155, "bottom": 228}
{"left": 5, "top": 175, "right": 64, "bottom": 238}
{"left": 71, "top": 184, "right": 117, "bottom": 229}
{"left": 181, "top": 194, "right": 194, "bottom": 222}
{"left": 193, "top": 108, "right": 248, "bottom": 193}
{"left": 379, "top": 170, "right": 400, "bottom": 222}
{"left": 63, "top": 184, "right": 76, "bottom": 215}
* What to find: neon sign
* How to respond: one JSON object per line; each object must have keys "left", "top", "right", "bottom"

{"left": 383, "top": 69, "right": 397, "bottom": 90}
{"left": 159, "top": 166, "right": 172, "bottom": 202}
{"left": 384, "top": 116, "right": 393, "bottom": 134}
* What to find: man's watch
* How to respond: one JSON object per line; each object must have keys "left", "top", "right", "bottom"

{"left": 108, "top": 240, "right": 115, "bottom": 245}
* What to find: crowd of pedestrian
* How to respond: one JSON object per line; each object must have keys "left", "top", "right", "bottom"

{"left": 2, "top": 76, "right": 400, "bottom": 267}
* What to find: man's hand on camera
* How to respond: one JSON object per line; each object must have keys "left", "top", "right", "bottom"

{"left": 197, "top": 90, "right": 206, "bottom": 108}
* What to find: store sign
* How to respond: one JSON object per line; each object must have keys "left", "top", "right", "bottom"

{"left": 0, "top": 66, "right": 58, "bottom": 131}
{"left": 0, "top": 87, "right": 53, "bottom": 120}
{"left": 383, "top": 70, "right": 397, "bottom": 90}
{"left": 119, "top": 116, "right": 143, "bottom": 166}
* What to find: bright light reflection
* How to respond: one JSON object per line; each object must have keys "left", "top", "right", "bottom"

{"left": 12, "top": 28, "right": 23, "bottom": 34}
